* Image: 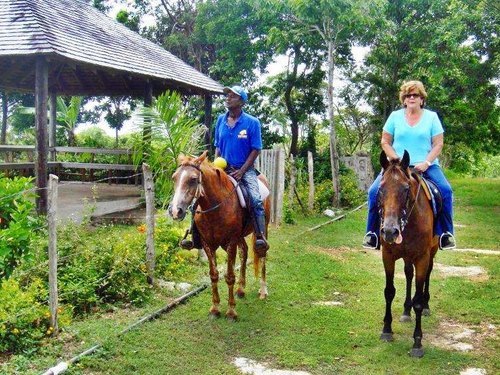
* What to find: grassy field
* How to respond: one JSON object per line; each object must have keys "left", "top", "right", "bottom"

{"left": 2, "top": 176, "right": 499, "bottom": 374}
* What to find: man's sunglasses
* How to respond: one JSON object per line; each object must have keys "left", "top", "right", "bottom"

{"left": 404, "top": 93, "right": 421, "bottom": 99}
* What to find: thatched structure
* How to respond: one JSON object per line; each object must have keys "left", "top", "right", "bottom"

{"left": 0, "top": 0, "right": 223, "bottom": 213}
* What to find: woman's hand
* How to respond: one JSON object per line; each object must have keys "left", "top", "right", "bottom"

{"left": 414, "top": 161, "right": 430, "bottom": 173}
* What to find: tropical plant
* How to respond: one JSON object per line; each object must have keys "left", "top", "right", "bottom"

{"left": 132, "top": 91, "right": 205, "bottom": 205}
{"left": 0, "top": 176, "right": 40, "bottom": 282}
{"left": 57, "top": 96, "right": 83, "bottom": 146}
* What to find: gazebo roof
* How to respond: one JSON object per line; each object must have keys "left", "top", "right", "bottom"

{"left": 0, "top": 0, "right": 224, "bottom": 96}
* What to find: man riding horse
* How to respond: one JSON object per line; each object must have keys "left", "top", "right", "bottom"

{"left": 181, "top": 85, "right": 269, "bottom": 252}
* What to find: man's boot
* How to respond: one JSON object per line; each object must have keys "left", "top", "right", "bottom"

{"left": 180, "top": 228, "right": 194, "bottom": 250}
{"left": 254, "top": 215, "right": 269, "bottom": 253}
{"left": 180, "top": 222, "right": 202, "bottom": 250}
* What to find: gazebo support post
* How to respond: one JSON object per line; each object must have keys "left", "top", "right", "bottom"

{"left": 204, "top": 94, "right": 213, "bottom": 153}
{"left": 142, "top": 81, "right": 153, "bottom": 161}
{"left": 49, "top": 92, "right": 57, "bottom": 161}
{"left": 35, "top": 56, "right": 49, "bottom": 215}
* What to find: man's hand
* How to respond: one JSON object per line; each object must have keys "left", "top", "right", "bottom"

{"left": 230, "top": 169, "right": 244, "bottom": 181}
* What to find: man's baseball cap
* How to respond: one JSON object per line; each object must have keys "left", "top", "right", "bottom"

{"left": 223, "top": 85, "right": 248, "bottom": 103}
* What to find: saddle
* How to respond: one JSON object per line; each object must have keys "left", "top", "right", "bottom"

{"left": 413, "top": 173, "right": 442, "bottom": 218}
{"left": 227, "top": 175, "right": 270, "bottom": 208}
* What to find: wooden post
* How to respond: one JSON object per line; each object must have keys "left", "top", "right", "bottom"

{"left": 142, "top": 163, "right": 155, "bottom": 285}
{"left": 49, "top": 92, "right": 57, "bottom": 162}
{"left": 275, "top": 148, "right": 285, "bottom": 225}
{"left": 1, "top": 91, "right": 7, "bottom": 144}
{"left": 288, "top": 154, "right": 296, "bottom": 206}
{"left": 203, "top": 95, "right": 213, "bottom": 152}
{"left": 142, "top": 82, "right": 153, "bottom": 161}
{"left": 48, "top": 174, "right": 59, "bottom": 334}
{"left": 308, "top": 151, "right": 314, "bottom": 211}
{"left": 35, "top": 56, "right": 49, "bottom": 215}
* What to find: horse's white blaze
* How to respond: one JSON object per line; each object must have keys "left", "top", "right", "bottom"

{"left": 171, "top": 170, "right": 189, "bottom": 218}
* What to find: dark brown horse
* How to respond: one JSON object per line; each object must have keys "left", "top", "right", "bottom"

{"left": 168, "top": 151, "right": 270, "bottom": 320}
{"left": 378, "top": 150, "right": 438, "bottom": 357}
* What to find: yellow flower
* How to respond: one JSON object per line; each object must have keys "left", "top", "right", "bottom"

{"left": 137, "top": 224, "right": 146, "bottom": 233}
{"left": 12, "top": 328, "right": 19, "bottom": 335}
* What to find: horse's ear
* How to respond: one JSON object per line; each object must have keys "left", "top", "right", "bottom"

{"left": 380, "top": 151, "right": 389, "bottom": 170}
{"left": 177, "top": 154, "right": 186, "bottom": 165}
{"left": 401, "top": 150, "right": 410, "bottom": 170}
{"left": 194, "top": 150, "right": 208, "bottom": 165}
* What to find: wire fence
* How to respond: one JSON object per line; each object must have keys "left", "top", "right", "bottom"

{"left": 0, "top": 166, "right": 152, "bottom": 335}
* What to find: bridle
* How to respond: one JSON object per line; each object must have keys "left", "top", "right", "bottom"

{"left": 378, "top": 168, "right": 422, "bottom": 233}
{"left": 177, "top": 163, "right": 239, "bottom": 215}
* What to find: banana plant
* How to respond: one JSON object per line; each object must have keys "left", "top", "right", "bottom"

{"left": 131, "top": 91, "right": 205, "bottom": 205}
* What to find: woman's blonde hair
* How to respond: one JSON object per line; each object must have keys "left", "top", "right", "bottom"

{"left": 399, "top": 80, "right": 428, "bottom": 107}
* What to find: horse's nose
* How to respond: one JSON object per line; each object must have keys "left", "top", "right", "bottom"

{"left": 169, "top": 204, "right": 185, "bottom": 220}
{"left": 381, "top": 226, "right": 400, "bottom": 243}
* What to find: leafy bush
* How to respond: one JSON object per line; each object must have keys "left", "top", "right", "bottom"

{"left": 0, "top": 278, "right": 71, "bottom": 354}
{"left": 0, "top": 176, "right": 41, "bottom": 281}
{"left": 443, "top": 143, "right": 500, "bottom": 177}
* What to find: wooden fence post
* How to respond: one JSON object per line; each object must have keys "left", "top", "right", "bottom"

{"left": 47, "top": 174, "right": 59, "bottom": 334}
{"left": 142, "top": 163, "right": 155, "bottom": 285}
{"left": 308, "top": 151, "right": 314, "bottom": 211}
{"left": 288, "top": 154, "right": 296, "bottom": 206}
{"left": 274, "top": 147, "right": 285, "bottom": 226}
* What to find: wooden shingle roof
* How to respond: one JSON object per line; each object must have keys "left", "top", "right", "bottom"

{"left": 0, "top": 0, "right": 223, "bottom": 96}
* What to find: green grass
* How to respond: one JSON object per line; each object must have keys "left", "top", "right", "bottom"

{"left": 2, "top": 177, "right": 499, "bottom": 374}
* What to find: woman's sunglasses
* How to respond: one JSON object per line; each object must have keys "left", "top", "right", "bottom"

{"left": 404, "top": 93, "right": 421, "bottom": 99}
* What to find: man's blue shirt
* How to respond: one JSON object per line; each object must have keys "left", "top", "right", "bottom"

{"left": 214, "top": 111, "right": 263, "bottom": 168}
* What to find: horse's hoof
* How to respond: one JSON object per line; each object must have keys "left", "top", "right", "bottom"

{"left": 236, "top": 289, "right": 245, "bottom": 298}
{"left": 409, "top": 347, "right": 424, "bottom": 358}
{"left": 226, "top": 313, "right": 238, "bottom": 322}
{"left": 258, "top": 293, "right": 267, "bottom": 300}
{"left": 209, "top": 310, "right": 221, "bottom": 319}
{"left": 422, "top": 308, "right": 431, "bottom": 316}
{"left": 380, "top": 332, "right": 393, "bottom": 342}
{"left": 399, "top": 314, "right": 412, "bottom": 323}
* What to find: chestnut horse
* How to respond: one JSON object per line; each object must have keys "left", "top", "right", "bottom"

{"left": 378, "top": 150, "right": 438, "bottom": 357}
{"left": 168, "top": 151, "right": 270, "bottom": 320}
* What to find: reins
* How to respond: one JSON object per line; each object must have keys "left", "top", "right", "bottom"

{"left": 181, "top": 163, "right": 240, "bottom": 215}
{"left": 379, "top": 167, "right": 422, "bottom": 233}
{"left": 400, "top": 178, "right": 422, "bottom": 232}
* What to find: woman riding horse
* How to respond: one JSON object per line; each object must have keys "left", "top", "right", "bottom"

{"left": 363, "top": 80, "right": 456, "bottom": 251}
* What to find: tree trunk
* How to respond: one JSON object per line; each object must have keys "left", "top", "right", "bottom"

{"left": 285, "top": 46, "right": 301, "bottom": 157}
{"left": 1, "top": 91, "right": 7, "bottom": 144}
{"left": 327, "top": 40, "right": 340, "bottom": 207}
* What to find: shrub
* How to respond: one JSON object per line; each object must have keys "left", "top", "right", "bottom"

{"left": 0, "top": 278, "right": 71, "bottom": 354}
{"left": 0, "top": 176, "right": 41, "bottom": 282}
{"left": 312, "top": 168, "right": 365, "bottom": 211}
{"left": 153, "top": 216, "right": 191, "bottom": 279}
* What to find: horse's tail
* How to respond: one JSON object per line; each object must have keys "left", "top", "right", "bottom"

{"left": 252, "top": 234, "right": 262, "bottom": 278}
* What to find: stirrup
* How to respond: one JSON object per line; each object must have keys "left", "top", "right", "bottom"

{"left": 180, "top": 229, "right": 194, "bottom": 250}
{"left": 362, "top": 231, "right": 379, "bottom": 250}
{"left": 439, "top": 232, "right": 456, "bottom": 250}
{"left": 255, "top": 236, "right": 269, "bottom": 251}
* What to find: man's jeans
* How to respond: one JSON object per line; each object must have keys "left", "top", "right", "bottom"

{"left": 366, "top": 165, "right": 454, "bottom": 237}
{"left": 241, "top": 167, "right": 265, "bottom": 218}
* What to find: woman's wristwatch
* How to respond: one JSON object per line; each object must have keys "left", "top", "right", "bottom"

{"left": 425, "top": 160, "right": 432, "bottom": 167}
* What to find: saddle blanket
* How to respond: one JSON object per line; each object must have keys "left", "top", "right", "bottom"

{"left": 227, "top": 176, "right": 270, "bottom": 208}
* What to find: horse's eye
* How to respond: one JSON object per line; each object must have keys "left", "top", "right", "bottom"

{"left": 189, "top": 177, "right": 198, "bottom": 185}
